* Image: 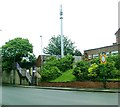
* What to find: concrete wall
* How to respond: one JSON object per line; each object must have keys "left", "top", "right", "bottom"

{"left": 2, "top": 70, "right": 14, "bottom": 84}
{"left": 2, "top": 70, "right": 28, "bottom": 85}
{"left": 73, "top": 56, "right": 82, "bottom": 62}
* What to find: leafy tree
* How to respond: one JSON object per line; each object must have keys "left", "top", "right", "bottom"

{"left": 2, "top": 37, "right": 35, "bottom": 72}
{"left": 73, "top": 49, "right": 82, "bottom": 56}
{"left": 43, "top": 35, "right": 76, "bottom": 55}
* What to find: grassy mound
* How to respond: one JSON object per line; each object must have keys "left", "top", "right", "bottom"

{"left": 50, "top": 69, "right": 76, "bottom": 82}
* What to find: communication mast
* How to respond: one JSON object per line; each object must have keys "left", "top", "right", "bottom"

{"left": 60, "top": 5, "right": 64, "bottom": 58}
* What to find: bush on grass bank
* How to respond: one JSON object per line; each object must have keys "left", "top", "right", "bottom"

{"left": 73, "top": 55, "right": 120, "bottom": 81}
{"left": 41, "top": 55, "right": 75, "bottom": 81}
{"left": 41, "top": 54, "right": 120, "bottom": 82}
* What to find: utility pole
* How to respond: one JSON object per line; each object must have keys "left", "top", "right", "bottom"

{"left": 40, "top": 35, "right": 43, "bottom": 67}
{"left": 60, "top": 5, "right": 64, "bottom": 58}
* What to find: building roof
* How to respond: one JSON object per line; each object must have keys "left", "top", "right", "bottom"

{"left": 84, "top": 44, "right": 117, "bottom": 52}
{"left": 115, "top": 28, "right": 120, "bottom": 36}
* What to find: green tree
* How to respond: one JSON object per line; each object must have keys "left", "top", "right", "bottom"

{"left": 73, "top": 49, "right": 82, "bottom": 56}
{"left": 43, "top": 35, "right": 76, "bottom": 55}
{"left": 2, "top": 37, "right": 35, "bottom": 72}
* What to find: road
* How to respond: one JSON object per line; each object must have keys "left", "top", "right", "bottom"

{"left": 1, "top": 86, "right": 119, "bottom": 105}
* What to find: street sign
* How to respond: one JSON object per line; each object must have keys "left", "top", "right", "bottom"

{"left": 100, "top": 52, "right": 106, "bottom": 64}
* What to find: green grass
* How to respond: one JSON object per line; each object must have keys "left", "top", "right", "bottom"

{"left": 50, "top": 69, "right": 76, "bottom": 82}
{"left": 107, "top": 78, "right": 120, "bottom": 81}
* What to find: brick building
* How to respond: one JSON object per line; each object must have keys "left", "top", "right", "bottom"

{"left": 84, "top": 29, "right": 120, "bottom": 59}
{"left": 115, "top": 28, "right": 120, "bottom": 55}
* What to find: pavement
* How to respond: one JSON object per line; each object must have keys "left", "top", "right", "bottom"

{"left": 4, "top": 84, "right": 120, "bottom": 93}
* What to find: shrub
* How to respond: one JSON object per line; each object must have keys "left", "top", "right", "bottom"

{"left": 41, "top": 56, "right": 62, "bottom": 81}
{"left": 73, "top": 61, "right": 89, "bottom": 81}
{"left": 57, "top": 54, "right": 74, "bottom": 72}
{"left": 114, "top": 70, "right": 120, "bottom": 78}
{"left": 97, "top": 64, "right": 107, "bottom": 80}
{"left": 88, "top": 63, "right": 98, "bottom": 80}
{"left": 41, "top": 66, "right": 62, "bottom": 81}
{"left": 107, "top": 55, "right": 120, "bottom": 70}
{"left": 73, "top": 67, "right": 81, "bottom": 80}
{"left": 73, "top": 55, "right": 120, "bottom": 81}
{"left": 104, "top": 62, "right": 116, "bottom": 79}
{"left": 97, "top": 62, "right": 117, "bottom": 80}
{"left": 41, "top": 55, "right": 75, "bottom": 81}
{"left": 114, "top": 55, "right": 120, "bottom": 70}
{"left": 44, "top": 56, "right": 59, "bottom": 68}
{"left": 90, "top": 58, "right": 100, "bottom": 65}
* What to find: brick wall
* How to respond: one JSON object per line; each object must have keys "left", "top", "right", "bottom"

{"left": 39, "top": 81, "right": 120, "bottom": 88}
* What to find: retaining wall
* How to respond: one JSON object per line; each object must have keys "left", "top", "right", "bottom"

{"left": 39, "top": 81, "right": 120, "bottom": 88}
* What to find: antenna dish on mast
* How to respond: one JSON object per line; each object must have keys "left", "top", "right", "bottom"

{"left": 60, "top": 4, "right": 64, "bottom": 58}
{"left": 60, "top": 4, "right": 63, "bottom": 16}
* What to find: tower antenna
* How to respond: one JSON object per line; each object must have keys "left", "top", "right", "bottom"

{"left": 60, "top": 4, "right": 64, "bottom": 58}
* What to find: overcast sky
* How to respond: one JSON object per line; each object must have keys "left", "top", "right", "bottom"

{"left": 0, "top": 0, "right": 119, "bottom": 57}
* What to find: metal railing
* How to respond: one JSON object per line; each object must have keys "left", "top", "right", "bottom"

{"left": 16, "top": 63, "right": 31, "bottom": 83}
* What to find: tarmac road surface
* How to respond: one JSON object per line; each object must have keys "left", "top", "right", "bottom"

{"left": 2, "top": 86, "right": 119, "bottom": 105}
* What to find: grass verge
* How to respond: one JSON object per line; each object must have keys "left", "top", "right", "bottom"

{"left": 50, "top": 69, "right": 76, "bottom": 82}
